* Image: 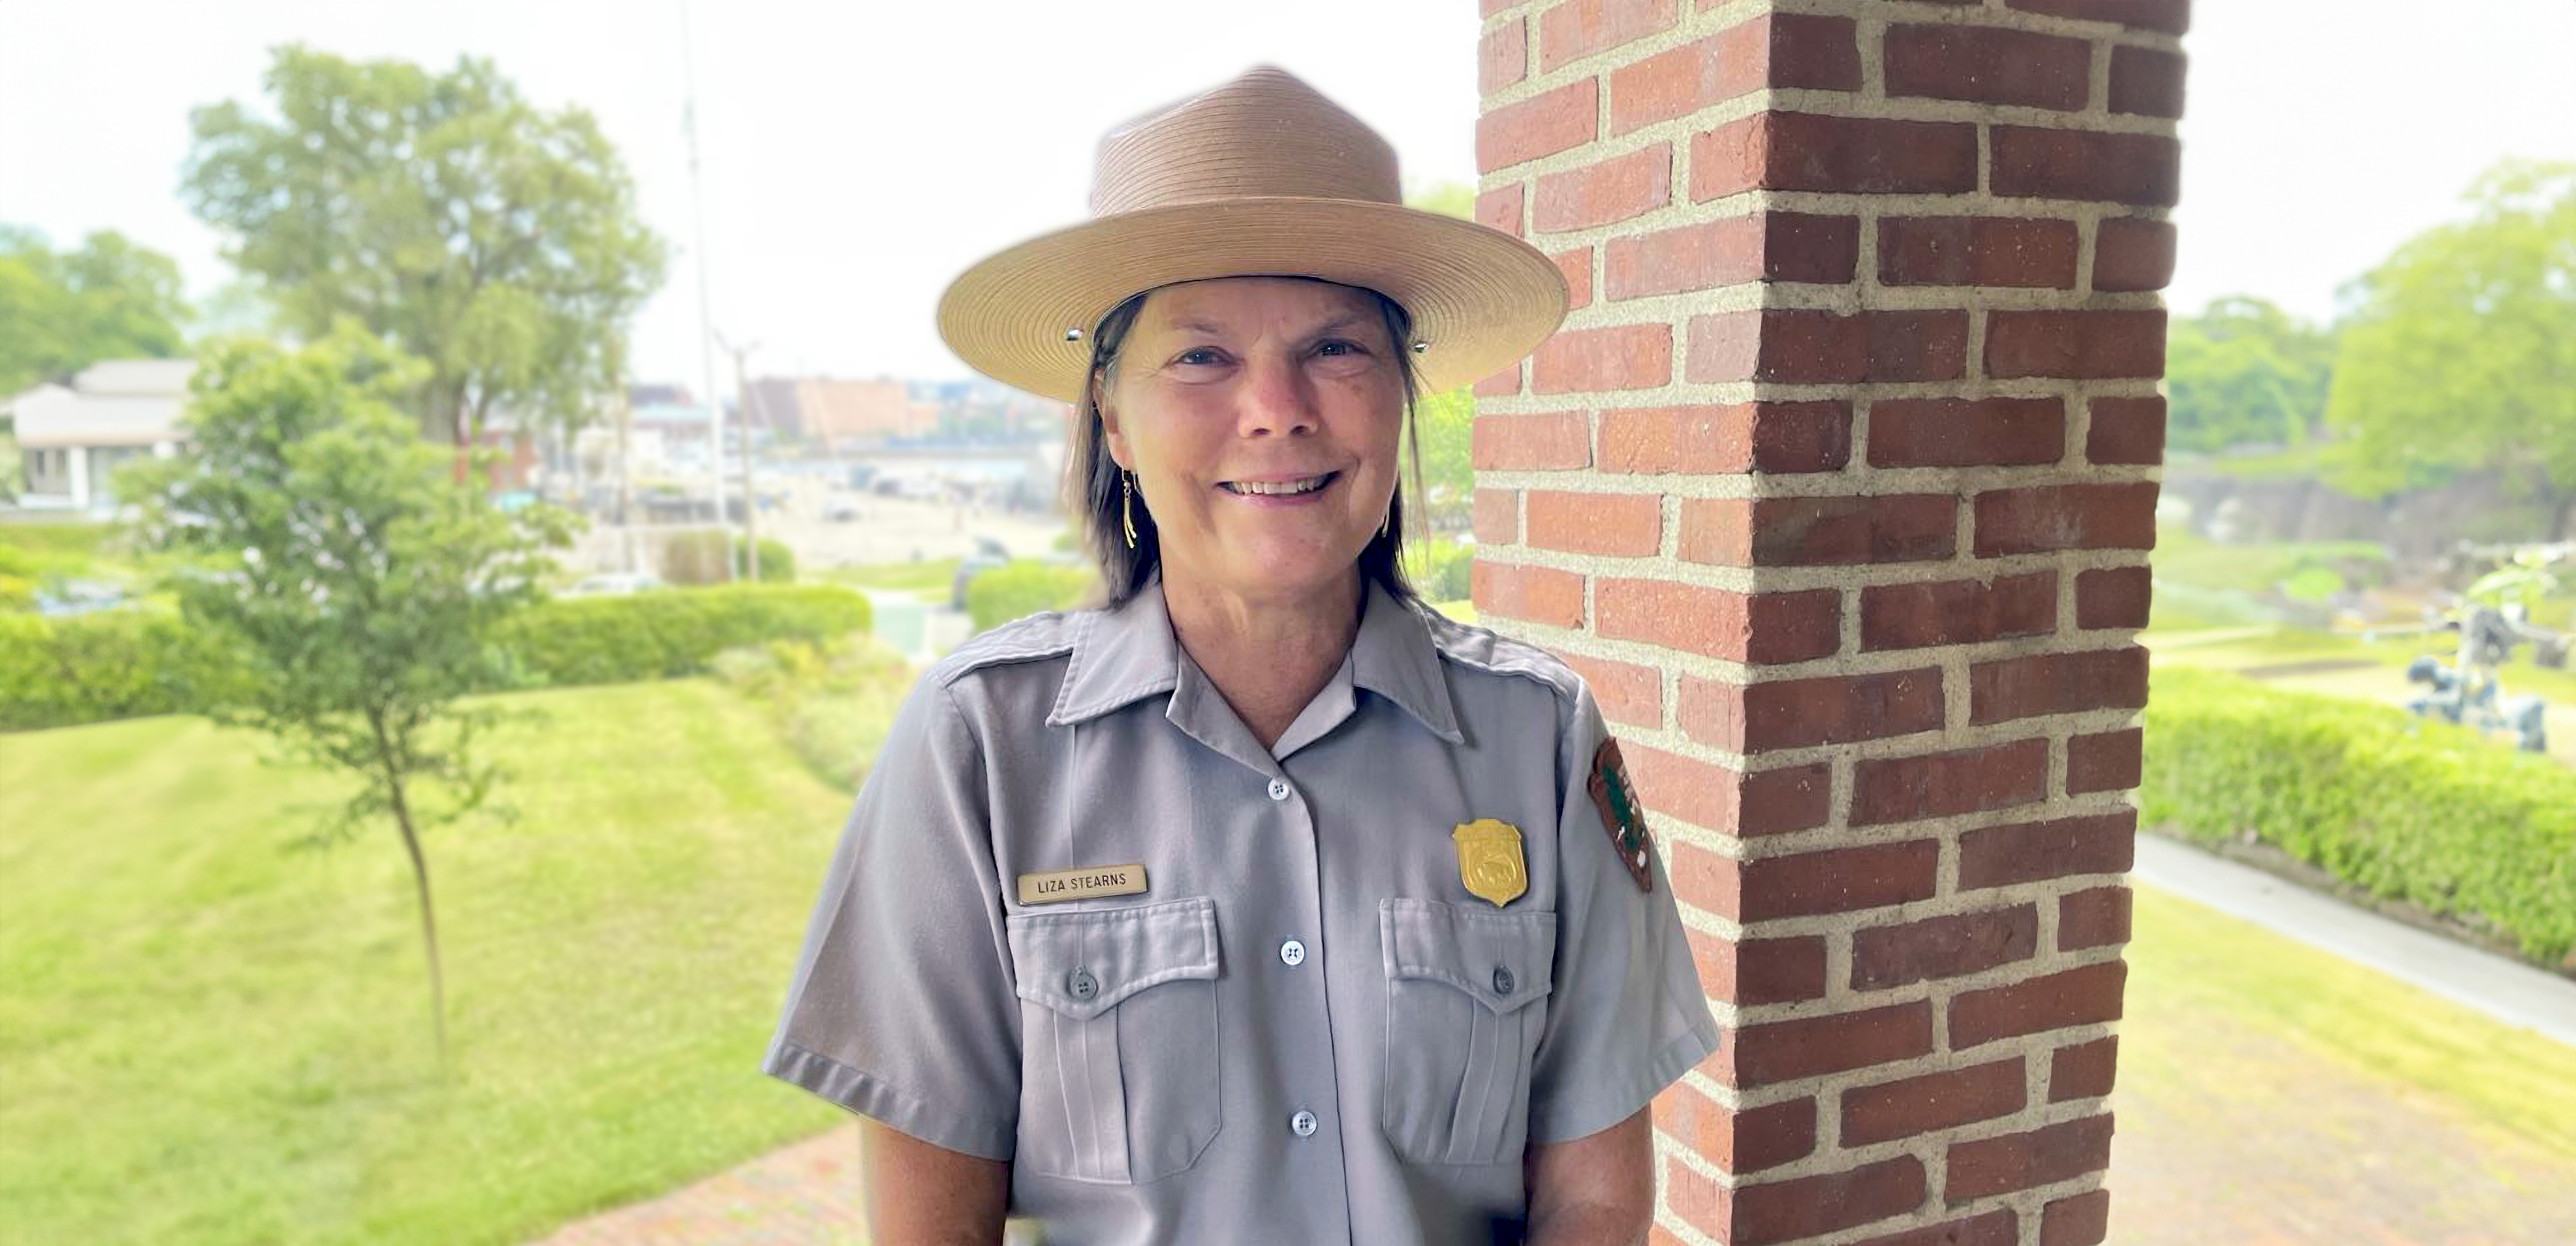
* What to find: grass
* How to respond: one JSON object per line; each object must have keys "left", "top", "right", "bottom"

{"left": 2126, "top": 883, "right": 2576, "bottom": 1164}
{"left": 0, "top": 681, "right": 859, "bottom": 1246}
{"left": 819, "top": 557, "right": 960, "bottom": 602}
{"left": 2148, "top": 523, "right": 2389, "bottom": 601}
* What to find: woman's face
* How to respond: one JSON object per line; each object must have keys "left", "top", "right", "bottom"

{"left": 1097, "top": 277, "right": 1405, "bottom": 607}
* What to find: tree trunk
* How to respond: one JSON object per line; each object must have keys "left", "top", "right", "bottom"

{"left": 371, "top": 713, "right": 448, "bottom": 1067}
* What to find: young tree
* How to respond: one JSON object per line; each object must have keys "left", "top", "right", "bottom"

{"left": 2162, "top": 296, "right": 2337, "bottom": 454}
{"left": 2325, "top": 158, "right": 2576, "bottom": 531}
{"left": 0, "top": 227, "right": 192, "bottom": 394}
{"left": 123, "top": 327, "right": 572, "bottom": 1061}
{"left": 181, "top": 47, "right": 666, "bottom": 451}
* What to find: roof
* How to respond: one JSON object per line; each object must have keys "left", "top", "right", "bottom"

{"left": 71, "top": 358, "right": 194, "bottom": 397}
{"left": 5, "top": 359, "right": 195, "bottom": 449}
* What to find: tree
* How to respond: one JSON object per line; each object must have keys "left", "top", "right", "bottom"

{"left": 0, "top": 227, "right": 192, "bottom": 394}
{"left": 2162, "top": 296, "right": 2337, "bottom": 454}
{"left": 2325, "top": 158, "right": 2576, "bottom": 531}
{"left": 181, "top": 47, "right": 666, "bottom": 451}
{"left": 122, "top": 327, "right": 572, "bottom": 1061}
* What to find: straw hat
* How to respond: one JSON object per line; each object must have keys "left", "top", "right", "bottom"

{"left": 936, "top": 66, "right": 1569, "bottom": 404}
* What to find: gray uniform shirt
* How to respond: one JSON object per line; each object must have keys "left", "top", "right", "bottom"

{"left": 763, "top": 578, "right": 1722, "bottom": 1245}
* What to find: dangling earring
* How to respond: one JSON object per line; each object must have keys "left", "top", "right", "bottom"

{"left": 1121, "top": 471, "right": 1139, "bottom": 549}
{"left": 1379, "top": 505, "right": 1391, "bottom": 539}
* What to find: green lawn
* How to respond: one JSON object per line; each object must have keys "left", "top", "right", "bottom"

{"left": 0, "top": 681, "right": 858, "bottom": 1246}
{"left": 819, "top": 557, "right": 960, "bottom": 602}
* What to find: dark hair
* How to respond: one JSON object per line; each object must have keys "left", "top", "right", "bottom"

{"left": 1069, "top": 278, "right": 1426, "bottom": 607}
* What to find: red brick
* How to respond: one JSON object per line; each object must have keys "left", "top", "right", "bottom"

{"left": 2049, "top": 1036, "right": 2119, "bottom": 1102}
{"left": 1853, "top": 737, "right": 2049, "bottom": 825}
{"left": 1597, "top": 578, "right": 1841, "bottom": 663}
{"left": 1609, "top": 14, "right": 1858, "bottom": 134}
{"left": 1472, "top": 487, "right": 1520, "bottom": 546}
{"left": 1669, "top": 841, "right": 1741, "bottom": 919}
{"left": 1869, "top": 396, "right": 2066, "bottom": 468}
{"left": 2076, "top": 565, "right": 2152, "bottom": 629}
{"left": 1623, "top": 742, "right": 1731, "bottom": 838}
{"left": 1475, "top": 364, "right": 1523, "bottom": 398}
{"left": 1532, "top": 323, "right": 1672, "bottom": 393}
{"left": 1551, "top": 246, "right": 1592, "bottom": 311}
{"left": 1477, "top": 78, "right": 1599, "bottom": 173}
{"left": 2066, "top": 728, "right": 2142, "bottom": 795}
{"left": 1655, "top": 1081, "right": 1818, "bottom": 1175}
{"left": 1471, "top": 412, "right": 1591, "bottom": 471}
{"left": 2043, "top": 1189, "right": 2113, "bottom": 1246}
{"left": 1598, "top": 400, "right": 1850, "bottom": 475}
{"left": 1472, "top": 561, "right": 1584, "bottom": 629}
{"left": 1987, "top": 309, "right": 2168, "bottom": 380}
{"left": 1682, "top": 494, "right": 1957, "bottom": 568}
{"left": 2006, "top": 0, "right": 2190, "bottom": 35}
{"left": 1850, "top": 1210, "right": 2021, "bottom": 1246}
{"left": 1624, "top": 745, "right": 1831, "bottom": 838}
{"left": 1741, "top": 840, "right": 1940, "bottom": 920}
{"left": 1741, "top": 935, "right": 1829, "bottom": 1004}
{"left": 1728, "top": 1000, "right": 1934, "bottom": 1088}
{"left": 1527, "top": 490, "right": 1660, "bottom": 556}
{"left": 1880, "top": 216, "right": 2082, "bottom": 288}
{"left": 1953, "top": 964, "right": 2128, "bottom": 1049}
{"left": 1535, "top": 143, "right": 1672, "bottom": 232}
{"left": 1974, "top": 482, "right": 2159, "bottom": 555}
{"left": 1968, "top": 646, "right": 2150, "bottom": 725}
{"left": 1961, "top": 810, "right": 2138, "bottom": 888}
{"left": 2109, "top": 45, "right": 2187, "bottom": 119}
{"left": 2086, "top": 394, "right": 2167, "bottom": 463}
{"left": 1664, "top": 1158, "right": 1726, "bottom": 1242}
{"left": 1475, "top": 184, "right": 1525, "bottom": 238}
{"left": 1562, "top": 652, "right": 1659, "bottom": 727}
{"left": 1480, "top": 17, "right": 1529, "bottom": 93}
{"left": 1538, "top": 0, "right": 1678, "bottom": 73}
{"left": 2093, "top": 218, "right": 2178, "bottom": 293}
{"left": 1842, "top": 1057, "right": 2027, "bottom": 1146}
{"left": 1605, "top": 212, "right": 1858, "bottom": 298}
{"left": 1682, "top": 668, "right": 1944, "bottom": 750}
{"left": 1852, "top": 904, "right": 2042, "bottom": 990}
{"left": 1481, "top": 0, "right": 1520, "bottom": 15}
{"left": 1735, "top": 1156, "right": 1928, "bottom": 1245}
{"left": 2059, "top": 886, "right": 2133, "bottom": 951}
{"left": 1738, "top": 761, "right": 1835, "bottom": 835}
{"left": 1993, "top": 127, "right": 2182, "bottom": 206}
{"left": 1884, "top": 23, "right": 2091, "bottom": 110}
{"left": 1692, "top": 112, "right": 1978, "bottom": 201}
{"left": 1861, "top": 571, "right": 2057, "bottom": 651}
{"left": 1945, "top": 1114, "right": 2117, "bottom": 1202}
{"left": 1688, "top": 309, "right": 1969, "bottom": 385}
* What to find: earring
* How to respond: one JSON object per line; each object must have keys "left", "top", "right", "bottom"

{"left": 1380, "top": 504, "right": 1392, "bottom": 539}
{"left": 1121, "top": 471, "right": 1139, "bottom": 549}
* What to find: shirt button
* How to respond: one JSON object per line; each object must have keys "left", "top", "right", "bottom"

{"left": 1492, "top": 966, "right": 1516, "bottom": 996}
{"left": 1067, "top": 967, "right": 1099, "bottom": 1001}
{"left": 1266, "top": 778, "right": 1291, "bottom": 802}
{"left": 1290, "top": 1110, "right": 1319, "bottom": 1137}
{"left": 1279, "top": 939, "right": 1306, "bottom": 967}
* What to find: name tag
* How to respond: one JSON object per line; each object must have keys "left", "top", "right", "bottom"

{"left": 1016, "top": 864, "right": 1149, "bottom": 906}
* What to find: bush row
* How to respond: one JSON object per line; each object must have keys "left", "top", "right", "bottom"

{"left": 2141, "top": 665, "right": 2576, "bottom": 968}
{"left": 2, "top": 584, "right": 871, "bottom": 731}
{"left": 965, "top": 562, "right": 1099, "bottom": 634}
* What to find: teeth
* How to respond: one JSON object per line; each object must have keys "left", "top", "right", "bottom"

{"left": 1228, "top": 474, "right": 1330, "bottom": 496}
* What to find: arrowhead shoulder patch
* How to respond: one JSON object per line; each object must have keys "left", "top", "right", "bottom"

{"left": 1585, "top": 738, "right": 1655, "bottom": 893}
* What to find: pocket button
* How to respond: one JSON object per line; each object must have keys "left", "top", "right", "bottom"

{"left": 1492, "top": 966, "right": 1516, "bottom": 996}
{"left": 1068, "top": 967, "right": 1099, "bottom": 1001}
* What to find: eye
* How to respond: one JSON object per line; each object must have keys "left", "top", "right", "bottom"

{"left": 1173, "top": 347, "right": 1227, "bottom": 367}
{"left": 1314, "top": 338, "right": 1367, "bottom": 357}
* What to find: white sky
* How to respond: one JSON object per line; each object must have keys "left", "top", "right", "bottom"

{"left": 1, "top": 0, "right": 2571, "bottom": 398}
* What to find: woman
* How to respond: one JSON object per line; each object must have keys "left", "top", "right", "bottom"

{"left": 764, "top": 67, "right": 1720, "bottom": 1245}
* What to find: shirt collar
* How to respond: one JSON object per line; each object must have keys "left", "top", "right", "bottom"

{"left": 1046, "top": 576, "right": 1462, "bottom": 745}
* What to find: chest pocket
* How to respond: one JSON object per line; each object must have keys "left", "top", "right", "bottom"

{"left": 1006, "top": 896, "right": 1223, "bottom": 1184}
{"left": 1379, "top": 898, "right": 1557, "bottom": 1166}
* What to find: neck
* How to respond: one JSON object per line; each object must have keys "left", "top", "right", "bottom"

{"left": 1160, "top": 566, "right": 1366, "bottom": 752}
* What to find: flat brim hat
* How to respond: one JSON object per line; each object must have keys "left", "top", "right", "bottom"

{"left": 937, "top": 65, "right": 1569, "bottom": 404}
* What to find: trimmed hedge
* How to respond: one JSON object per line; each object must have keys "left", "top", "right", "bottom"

{"left": 493, "top": 584, "right": 870, "bottom": 687}
{"left": 0, "top": 609, "right": 251, "bottom": 732}
{"left": 2141, "top": 665, "right": 2576, "bottom": 967}
{"left": 965, "top": 562, "right": 1097, "bottom": 634}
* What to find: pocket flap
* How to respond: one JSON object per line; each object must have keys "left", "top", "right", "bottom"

{"left": 1008, "top": 896, "right": 1220, "bottom": 1021}
{"left": 1381, "top": 898, "right": 1556, "bottom": 1015}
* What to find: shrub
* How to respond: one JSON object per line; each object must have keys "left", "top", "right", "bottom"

{"left": 1404, "top": 539, "right": 1475, "bottom": 604}
{"left": 0, "top": 608, "right": 250, "bottom": 731}
{"left": 660, "top": 531, "right": 795, "bottom": 585}
{"left": 2141, "top": 665, "right": 2576, "bottom": 967}
{"left": 965, "top": 562, "right": 1097, "bottom": 633}
{"left": 493, "top": 584, "right": 870, "bottom": 688}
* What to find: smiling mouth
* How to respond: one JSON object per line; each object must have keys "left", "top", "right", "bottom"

{"left": 1219, "top": 472, "right": 1338, "bottom": 497}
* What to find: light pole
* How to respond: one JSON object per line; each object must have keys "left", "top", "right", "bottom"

{"left": 716, "top": 331, "right": 765, "bottom": 582}
{"left": 678, "top": 0, "right": 732, "bottom": 579}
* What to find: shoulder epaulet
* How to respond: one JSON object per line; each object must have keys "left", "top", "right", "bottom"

{"left": 929, "top": 608, "right": 1085, "bottom": 687}
{"left": 1420, "top": 609, "right": 1583, "bottom": 704}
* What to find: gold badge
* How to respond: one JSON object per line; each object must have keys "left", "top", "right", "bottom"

{"left": 1016, "top": 864, "right": 1148, "bottom": 906}
{"left": 1452, "top": 819, "right": 1528, "bottom": 908}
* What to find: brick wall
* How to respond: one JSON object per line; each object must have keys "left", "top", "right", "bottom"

{"left": 1469, "top": 2, "right": 2185, "bottom": 1242}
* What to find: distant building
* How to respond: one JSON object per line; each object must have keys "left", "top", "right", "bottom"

{"left": 5, "top": 359, "right": 194, "bottom": 511}
{"left": 753, "top": 376, "right": 932, "bottom": 449}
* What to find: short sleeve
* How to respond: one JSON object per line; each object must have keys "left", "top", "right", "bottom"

{"left": 1525, "top": 684, "right": 1724, "bottom": 1145}
{"left": 760, "top": 674, "right": 1021, "bottom": 1160}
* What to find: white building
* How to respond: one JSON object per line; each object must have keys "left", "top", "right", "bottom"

{"left": 5, "top": 359, "right": 194, "bottom": 512}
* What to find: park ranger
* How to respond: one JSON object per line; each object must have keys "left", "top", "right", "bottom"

{"left": 762, "top": 66, "right": 1722, "bottom": 1245}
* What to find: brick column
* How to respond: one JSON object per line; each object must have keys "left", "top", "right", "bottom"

{"left": 1470, "top": 2, "right": 2184, "bottom": 1243}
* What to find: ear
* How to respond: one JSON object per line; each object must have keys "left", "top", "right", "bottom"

{"left": 1094, "top": 375, "right": 1133, "bottom": 471}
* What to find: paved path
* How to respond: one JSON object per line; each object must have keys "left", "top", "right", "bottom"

{"left": 2131, "top": 833, "right": 2576, "bottom": 1048}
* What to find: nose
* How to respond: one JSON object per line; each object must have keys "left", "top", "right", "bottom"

{"left": 1236, "top": 351, "right": 1319, "bottom": 439}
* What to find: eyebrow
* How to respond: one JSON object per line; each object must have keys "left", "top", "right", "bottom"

{"left": 1163, "top": 312, "right": 1373, "bottom": 339}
